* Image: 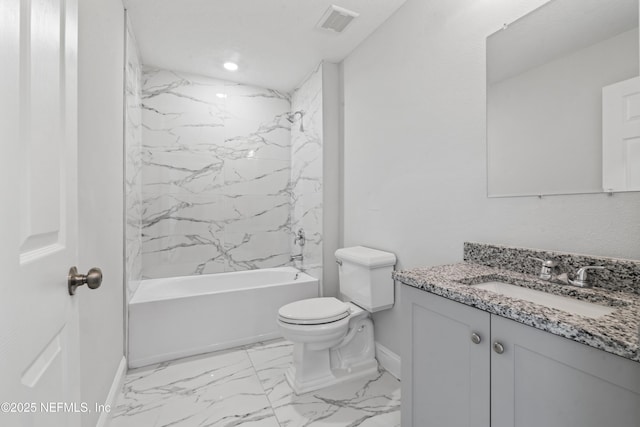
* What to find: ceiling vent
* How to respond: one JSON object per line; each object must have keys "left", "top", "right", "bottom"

{"left": 317, "top": 5, "right": 359, "bottom": 33}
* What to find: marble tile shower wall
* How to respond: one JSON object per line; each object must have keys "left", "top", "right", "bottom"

{"left": 290, "top": 64, "right": 323, "bottom": 284}
{"left": 140, "top": 68, "right": 294, "bottom": 278}
{"left": 124, "top": 20, "right": 143, "bottom": 299}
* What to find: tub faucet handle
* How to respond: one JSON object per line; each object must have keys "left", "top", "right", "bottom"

{"left": 294, "top": 228, "right": 306, "bottom": 246}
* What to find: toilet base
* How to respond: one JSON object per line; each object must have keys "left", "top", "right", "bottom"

{"left": 284, "top": 358, "right": 379, "bottom": 395}
{"left": 283, "top": 315, "right": 379, "bottom": 395}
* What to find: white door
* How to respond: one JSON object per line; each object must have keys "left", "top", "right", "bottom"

{"left": 0, "top": 0, "right": 83, "bottom": 426}
{"left": 602, "top": 76, "right": 640, "bottom": 192}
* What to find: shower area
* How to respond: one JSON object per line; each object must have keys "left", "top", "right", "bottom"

{"left": 124, "top": 22, "right": 339, "bottom": 366}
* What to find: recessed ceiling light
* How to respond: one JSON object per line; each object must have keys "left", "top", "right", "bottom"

{"left": 223, "top": 62, "right": 238, "bottom": 71}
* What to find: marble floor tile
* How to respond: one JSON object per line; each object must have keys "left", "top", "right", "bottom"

{"left": 266, "top": 369, "right": 401, "bottom": 427}
{"left": 109, "top": 339, "right": 400, "bottom": 427}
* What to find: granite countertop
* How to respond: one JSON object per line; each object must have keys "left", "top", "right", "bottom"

{"left": 394, "top": 262, "right": 640, "bottom": 363}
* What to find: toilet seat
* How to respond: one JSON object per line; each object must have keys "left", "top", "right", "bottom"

{"left": 278, "top": 297, "right": 350, "bottom": 325}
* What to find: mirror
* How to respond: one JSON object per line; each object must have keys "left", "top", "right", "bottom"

{"left": 487, "top": 0, "right": 639, "bottom": 197}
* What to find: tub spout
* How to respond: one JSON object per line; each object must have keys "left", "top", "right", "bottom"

{"left": 290, "top": 254, "right": 303, "bottom": 262}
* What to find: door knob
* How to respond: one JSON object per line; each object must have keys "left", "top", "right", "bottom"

{"left": 68, "top": 266, "right": 103, "bottom": 295}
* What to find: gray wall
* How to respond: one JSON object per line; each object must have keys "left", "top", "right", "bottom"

{"left": 322, "top": 62, "right": 341, "bottom": 298}
{"left": 342, "top": 0, "right": 640, "bottom": 356}
{"left": 78, "top": 0, "right": 125, "bottom": 424}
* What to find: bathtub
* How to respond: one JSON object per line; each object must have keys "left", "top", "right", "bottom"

{"left": 128, "top": 267, "right": 318, "bottom": 368}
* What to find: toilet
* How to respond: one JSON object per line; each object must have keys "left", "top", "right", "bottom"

{"left": 277, "top": 246, "right": 396, "bottom": 394}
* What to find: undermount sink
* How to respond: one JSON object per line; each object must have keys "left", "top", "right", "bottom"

{"left": 472, "top": 281, "right": 616, "bottom": 319}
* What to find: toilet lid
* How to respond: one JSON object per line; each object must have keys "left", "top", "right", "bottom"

{"left": 278, "top": 297, "right": 350, "bottom": 325}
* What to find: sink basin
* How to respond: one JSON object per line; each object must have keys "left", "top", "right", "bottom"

{"left": 472, "top": 281, "right": 616, "bottom": 319}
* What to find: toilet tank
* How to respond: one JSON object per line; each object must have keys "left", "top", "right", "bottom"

{"left": 335, "top": 246, "right": 397, "bottom": 312}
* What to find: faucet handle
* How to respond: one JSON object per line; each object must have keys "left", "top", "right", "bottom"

{"left": 568, "top": 266, "right": 605, "bottom": 288}
{"left": 294, "top": 228, "right": 306, "bottom": 246}
{"left": 530, "top": 257, "right": 558, "bottom": 267}
{"left": 530, "top": 257, "right": 557, "bottom": 280}
{"left": 575, "top": 266, "right": 605, "bottom": 281}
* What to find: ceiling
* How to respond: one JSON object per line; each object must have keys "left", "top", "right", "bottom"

{"left": 487, "top": 0, "right": 638, "bottom": 84}
{"left": 124, "top": 0, "right": 407, "bottom": 92}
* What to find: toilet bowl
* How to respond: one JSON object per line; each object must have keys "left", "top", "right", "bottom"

{"left": 278, "top": 298, "right": 377, "bottom": 394}
{"left": 277, "top": 246, "right": 396, "bottom": 395}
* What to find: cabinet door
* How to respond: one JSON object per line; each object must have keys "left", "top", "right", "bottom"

{"left": 491, "top": 315, "right": 640, "bottom": 427}
{"left": 402, "top": 286, "right": 491, "bottom": 427}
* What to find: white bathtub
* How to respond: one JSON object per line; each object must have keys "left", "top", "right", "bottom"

{"left": 128, "top": 267, "right": 318, "bottom": 368}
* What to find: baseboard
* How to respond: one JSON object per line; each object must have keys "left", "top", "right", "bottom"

{"left": 96, "top": 356, "right": 127, "bottom": 427}
{"left": 375, "top": 342, "right": 401, "bottom": 380}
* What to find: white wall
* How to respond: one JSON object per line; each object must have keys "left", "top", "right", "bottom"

{"left": 78, "top": 0, "right": 125, "bottom": 425}
{"left": 342, "top": 0, "right": 640, "bottom": 355}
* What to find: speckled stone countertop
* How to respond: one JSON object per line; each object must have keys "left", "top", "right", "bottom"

{"left": 394, "top": 262, "right": 640, "bottom": 363}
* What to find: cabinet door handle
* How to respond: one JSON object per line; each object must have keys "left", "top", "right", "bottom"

{"left": 493, "top": 341, "right": 505, "bottom": 354}
{"left": 471, "top": 332, "right": 482, "bottom": 344}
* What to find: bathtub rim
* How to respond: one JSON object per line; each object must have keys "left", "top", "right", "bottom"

{"left": 130, "top": 266, "right": 317, "bottom": 304}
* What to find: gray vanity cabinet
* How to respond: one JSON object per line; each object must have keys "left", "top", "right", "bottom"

{"left": 491, "top": 314, "right": 640, "bottom": 427}
{"left": 402, "top": 285, "right": 640, "bottom": 427}
{"left": 402, "top": 285, "right": 491, "bottom": 427}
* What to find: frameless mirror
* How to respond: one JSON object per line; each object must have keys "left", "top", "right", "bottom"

{"left": 487, "top": 0, "right": 639, "bottom": 197}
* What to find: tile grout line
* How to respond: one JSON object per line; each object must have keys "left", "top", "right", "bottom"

{"left": 244, "top": 345, "right": 284, "bottom": 427}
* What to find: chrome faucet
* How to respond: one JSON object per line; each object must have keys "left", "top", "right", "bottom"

{"left": 290, "top": 254, "right": 303, "bottom": 262}
{"left": 567, "top": 266, "right": 605, "bottom": 288}
{"left": 294, "top": 228, "right": 306, "bottom": 247}
{"left": 531, "top": 257, "right": 558, "bottom": 281}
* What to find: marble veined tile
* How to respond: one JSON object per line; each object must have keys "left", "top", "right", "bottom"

{"left": 139, "top": 67, "right": 298, "bottom": 279}
{"left": 268, "top": 370, "right": 401, "bottom": 427}
{"left": 224, "top": 124, "right": 291, "bottom": 162}
{"left": 223, "top": 81, "right": 290, "bottom": 101}
{"left": 110, "top": 339, "right": 400, "bottom": 427}
{"left": 247, "top": 341, "right": 294, "bottom": 399}
{"left": 224, "top": 195, "right": 290, "bottom": 234}
{"left": 125, "top": 20, "right": 143, "bottom": 299}
{"left": 141, "top": 193, "right": 227, "bottom": 236}
{"left": 223, "top": 230, "right": 291, "bottom": 271}
{"left": 291, "top": 191, "right": 322, "bottom": 267}
{"left": 290, "top": 64, "right": 324, "bottom": 287}
{"left": 109, "top": 348, "right": 278, "bottom": 427}
{"left": 223, "top": 158, "right": 290, "bottom": 197}
{"left": 247, "top": 340, "right": 401, "bottom": 427}
{"left": 141, "top": 235, "right": 227, "bottom": 278}
{"left": 143, "top": 150, "right": 225, "bottom": 195}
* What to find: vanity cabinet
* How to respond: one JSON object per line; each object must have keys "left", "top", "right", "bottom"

{"left": 402, "top": 285, "right": 640, "bottom": 427}
{"left": 402, "top": 285, "right": 491, "bottom": 427}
